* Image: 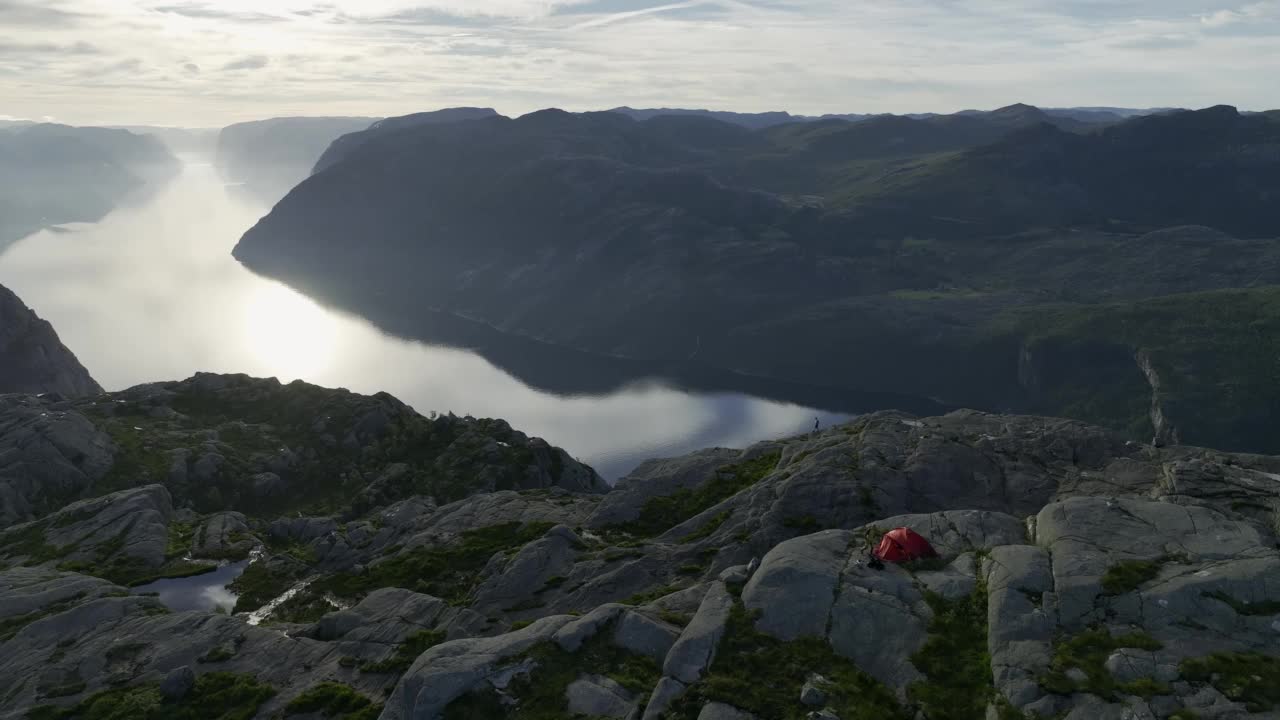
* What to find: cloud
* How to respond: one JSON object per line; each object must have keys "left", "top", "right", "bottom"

{"left": 222, "top": 55, "right": 270, "bottom": 71}
{"left": 1110, "top": 34, "right": 1199, "bottom": 50}
{"left": 1200, "top": 0, "right": 1280, "bottom": 26}
{"left": 0, "top": 38, "right": 99, "bottom": 55}
{"left": 0, "top": 0, "right": 86, "bottom": 27}
{"left": 152, "top": 3, "right": 288, "bottom": 23}
{"left": 82, "top": 57, "right": 143, "bottom": 77}
{"left": 1, "top": 0, "right": 1277, "bottom": 126}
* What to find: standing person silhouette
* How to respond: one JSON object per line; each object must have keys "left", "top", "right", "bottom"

{"left": 813, "top": 417, "right": 820, "bottom": 434}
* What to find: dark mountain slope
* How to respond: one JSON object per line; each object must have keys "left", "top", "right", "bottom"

{"left": 852, "top": 106, "right": 1280, "bottom": 236}
{"left": 235, "top": 105, "right": 1280, "bottom": 453}
{"left": 312, "top": 107, "right": 500, "bottom": 174}
{"left": 215, "top": 116, "right": 379, "bottom": 204}
{"left": 0, "top": 124, "right": 178, "bottom": 245}
{"left": 0, "top": 283, "right": 101, "bottom": 398}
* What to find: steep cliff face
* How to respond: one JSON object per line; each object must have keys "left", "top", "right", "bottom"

{"left": 0, "top": 283, "right": 101, "bottom": 399}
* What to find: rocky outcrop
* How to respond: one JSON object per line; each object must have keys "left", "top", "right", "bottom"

{"left": 7, "top": 398, "right": 1280, "bottom": 719}
{"left": 0, "top": 372, "right": 604, "bottom": 530}
{"left": 0, "top": 283, "right": 101, "bottom": 398}
{"left": 0, "top": 394, "right": 113, "bottom": 527}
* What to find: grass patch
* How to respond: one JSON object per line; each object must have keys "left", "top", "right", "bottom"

{"left": 27, "top": 672, "right": 275, "bottom": 720}
{"left": 666, "top": 602, "right": 908, "bottom": 720}
{"left": 314, "top": 522, "right": 554, "bottom": 605}
{"left": 269, "top": 588, "right": 334, "bottom": 624}
{"left": 359, "top": 630, "right": 446, "bottom": 674}
{"left": 198, "top": 645, "right": 236, "bottom": 664}
{"left": 1, "top": 519, "right": 69, "bottom": 565}
{"left": 1202, "top": 590, "right": 1280, "bottom": 616}
{"left": 907, "top": 584, "right": 993, "bottom": 720}
{"left": 0, "top": 592, "right": 85, "bottom": 642}
{"left": 659, "top": 611, "right": 692, "bottom": 628}
{"left": 228, "top": 561, "right": 296, "bottom": 614}
{"left": 1101, "top": 559, "right": 1166, "bottom": 596}
{"left": 622, "top": 584, "right": 683, "bottom": 606}
{"left": 284, "top": 682, "right": 382, "bottom": 719}
{"left": 1039, "top": 627, "right": 1162, "bottom": 699}
{"left": 443, "top": 628, "right": 660, "bottom": 719}
{"left": 1181, "top": 652, "right": 1280, "bottom": 712}
{"left": 608, "top": 453, "right": 780, "bottom": 538}
{"left": 682, "top": 511, "right": 732, "bottom": 543}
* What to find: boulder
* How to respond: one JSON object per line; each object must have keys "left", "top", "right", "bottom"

{"left": 383, "top": 615, "right": 576, "bottom": 720}
{"left": 472, "top": 525, "right": 581, "bottom": 613}
{"left": 741, "top": 530, "right": 853, "bottom": 640}
{"left": 641, "top": 676, "right": 687, "bottom": 720}
{"left": 827, "top": 560, "right": 930, "bottom": 690}
{"left": 159, "top": 665, "right": 195, "bottom": 700}
{"left": 565, "top": 674, "right": 637, "bottom": 718}
{"left": 612, "top": 610, "right": 680, "bottom": 663}
{"left": 663, "top": 581, "right": 734, "bottom": 684}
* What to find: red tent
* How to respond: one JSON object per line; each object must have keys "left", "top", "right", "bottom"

{"left": 873, "top": 527, "right": 938, "bottom": 563}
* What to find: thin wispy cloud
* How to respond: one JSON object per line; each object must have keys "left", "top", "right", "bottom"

{"left": 0, "top": 0, "right": 1275, "bottom": 125}
{"left": 222, "top": 55, "right": 271, "bottom": 71}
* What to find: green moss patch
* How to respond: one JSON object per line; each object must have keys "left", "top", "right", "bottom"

{"left": 28, "top": 672, "right": 275, "bottom": 720}
{"left": 0, "top": 592, "right": 85, "bottom": 642}
{"left": 608, "top": 453, "right": 780, "bottom": 539}
{"left": 284, "top": 682, "right": 382, "bottom": 719}
{"left": 667, "top": 603, "right": 909, "bottom": 720}
{"left": 0, "top": 519, "right": 67, "bottom": 565}
{"left": 1181, "top": 652, "right": 1280, "bottom": 712}
{"left": 269, "top": 588, "right": 335, "bottom": 624}
{"left": 228, "top": 561, "right": 297, "bottom": 614}
{"left": 1201, "top": 590, "right": 1280, "bottom": 616}
{"left": 682, "top": 510, "right": 732, "bottom": 543}
{"left": 1100, "top": 559, "right": 1166, "bottom": 596}
{"left": 1039, "top": 627, "right": 1163, "bottom": 699}
{"left": 315, "top": 522, "right": 554, "bottom": 605}
{"left": 360, "top": 630, "right": 446, "bottom": 674}
{"left": 907, "top": 585, "right": 994, "bottom": 720}
{"left": 443, "top": 629, "right": 660, "bottom": 720}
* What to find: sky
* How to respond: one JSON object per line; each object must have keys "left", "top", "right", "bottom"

{"left": 1, "top": 0, "right": 1277, "bottom": 127}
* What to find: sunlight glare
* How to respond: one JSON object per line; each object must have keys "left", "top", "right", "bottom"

{"left": 243, "top": 282, "right": 339, "bottom": 380}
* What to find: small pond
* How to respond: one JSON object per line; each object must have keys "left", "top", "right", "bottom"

{"left": 132, "top": 560, "right": 249, "bottom": 613}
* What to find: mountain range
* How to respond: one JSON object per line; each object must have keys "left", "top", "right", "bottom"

{"left": 0, "top": 124, "right": 179, "bottom": 246}
{"left": 214, "top": 117, "right": 382, "bottom": 205}
{"left": 234, "top": 102, "right": 1280, "bottom": 456}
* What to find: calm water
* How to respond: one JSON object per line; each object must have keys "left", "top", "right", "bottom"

{"left": 133, "top": 560, "right": 248, "bottom": 613}
{"left": 0, "top": 156, "right": 858, "bottom": 480}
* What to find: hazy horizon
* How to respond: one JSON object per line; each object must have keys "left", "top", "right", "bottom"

{"left": 2, "top": 0, "right": 1277, "bottom": 127}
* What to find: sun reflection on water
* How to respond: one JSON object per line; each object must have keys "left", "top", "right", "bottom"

{"left": 243, "top": 281, "right": 338, "bottom": 380}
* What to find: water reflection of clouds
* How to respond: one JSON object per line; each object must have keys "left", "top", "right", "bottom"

{"left": 0, "top": 158, "right": 852, "bottom": 481}
{"left": 201, "top": 584, "right": 239, "bottom": 613}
